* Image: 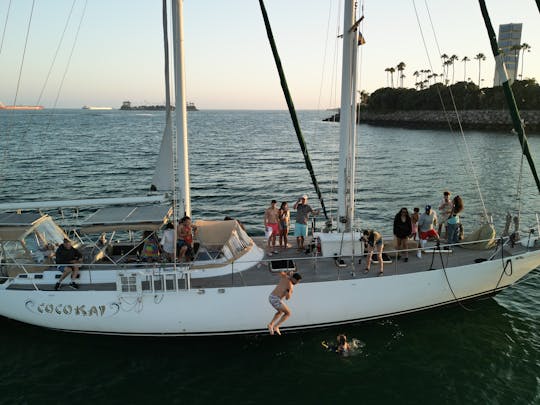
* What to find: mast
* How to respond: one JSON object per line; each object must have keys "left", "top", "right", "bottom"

{"left": 478, "top": 0, "right": 540, "bottom": 193}
{"left": 171, "top": 0, "right": 191, "bottom": 216}
{"left": 337, "top": 0, "right": 358, "bottom": 232}
{"left": 258, "top": 0, "right": 329, "bottom": 221}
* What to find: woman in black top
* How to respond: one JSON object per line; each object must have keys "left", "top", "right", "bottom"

{"left": 393, "top": 207, "right": 412, "bottom": 262}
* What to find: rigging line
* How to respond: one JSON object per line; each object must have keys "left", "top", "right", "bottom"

{"left": 12, "top": 0, "right": 36, "bottom": 107}
{"left": 49, "top": 0, "right": 88, "bottom": 111}
{"left": 0, "top": 0, "right": 12, "bottom": 58}
{"left": 35, "top": 0, "right": 77, "bottom": 106}
{"left": 316, "top": 0, "right": 335, "bottom": 113}
{"left": 259, "top": 0, "right": 329, "bottom": 220}
{"left": 416, "top": 0, "right": 489, "bottom": 218}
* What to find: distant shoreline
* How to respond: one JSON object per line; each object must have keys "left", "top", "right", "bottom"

{"left": 324, "top": 110, "right": 540, "bottom": 133}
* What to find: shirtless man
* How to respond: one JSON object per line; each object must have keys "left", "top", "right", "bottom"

{"left": 267, "top": 271, "right": 302, "bottom": 335}
{"left": 264, "top": 200, "right": 280, "bottom": 256}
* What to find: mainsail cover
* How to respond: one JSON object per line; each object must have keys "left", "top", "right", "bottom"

{"left": 151, "top": 120, "right": 174, "bottom": 191}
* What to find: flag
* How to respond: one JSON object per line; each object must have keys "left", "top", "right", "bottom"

{"left": 358, "top": 31, "right": 366, "bottom": 46}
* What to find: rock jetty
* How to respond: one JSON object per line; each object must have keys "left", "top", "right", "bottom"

{"left": 324, "top": 110, "right": 540, "bottom": 133}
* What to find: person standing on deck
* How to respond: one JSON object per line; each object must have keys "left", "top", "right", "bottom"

{"left": 438, "top": 190, "right": 453, "bottom": 238}
{"left": 362, "top": 229, "right": 385, "bottom": 276}
{"left": 393, "top": 208, "right": 412, "bottom": 262}
{"left": 278, "top": 201, "right": 290, "bottom": 250}
{"left": 417, "top": 205, "right": 439, "bottom": 258}
{"left": 293, "top": 195, "right": 319, "bottom": 251}
{"left": 264, "top": 200, "right": 280, "bottom": 256}
{"left": 267, "top": 271, "right": 302, "bottom": 335}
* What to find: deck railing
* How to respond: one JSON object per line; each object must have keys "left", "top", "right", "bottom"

{"left": 1, "top": 234, "right": 537, "bottom": 293}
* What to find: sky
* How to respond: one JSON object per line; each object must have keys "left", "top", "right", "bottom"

{"left": 0, "top": 0, "right": 539, "bottom": 109}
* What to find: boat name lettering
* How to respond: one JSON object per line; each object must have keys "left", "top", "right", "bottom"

{"left": 37, "top": 303, "right": 106, "bottom": 317}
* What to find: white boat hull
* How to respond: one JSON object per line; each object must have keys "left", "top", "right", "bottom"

{"left": 1, "top": 250, "right": 538, "bottom": 335}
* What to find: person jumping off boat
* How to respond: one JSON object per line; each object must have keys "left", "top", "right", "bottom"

{"left": 267, "top": 271, "right": 302, "bottom": 335}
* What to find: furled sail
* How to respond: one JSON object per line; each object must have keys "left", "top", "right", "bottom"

{"left": 151, "top": 0, "right": 174, "bottom": 192}
{"left": 151, "top": 119, "right": 174, "bottom": 191}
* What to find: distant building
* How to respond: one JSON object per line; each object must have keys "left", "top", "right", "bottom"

{"left": 493, "top": 23, "right": 522, "bottom": 86}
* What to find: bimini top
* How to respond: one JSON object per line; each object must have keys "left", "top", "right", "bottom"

{"left": 0, "top": 212, "right": 50, "bottom": 241}
{"left": 0, "top": 212, "right": 66, "bottom": 243}
{"left": 78, "top": 205, "right": 172, "bottom": 233}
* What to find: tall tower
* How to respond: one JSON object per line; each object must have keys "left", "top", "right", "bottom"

{"left": 493, "top": 23, "right": 522, "bottom": 86}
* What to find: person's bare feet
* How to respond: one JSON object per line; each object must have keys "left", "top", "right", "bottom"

{"left": 267, "top": 323, "right": 274, "bottom": 335}
{"left": 274, "top": 327, "right": 281, "bottom": 336}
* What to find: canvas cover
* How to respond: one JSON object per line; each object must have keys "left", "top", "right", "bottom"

{"left": 79, "top": 205, "right": 172, "bottom": 233}
{"left": 0, "top": 212, "right": 48, "bottom": 241}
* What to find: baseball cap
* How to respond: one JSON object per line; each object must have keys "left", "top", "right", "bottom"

{"left": 302, "top": 194, "right": 308, "bottom": 199}
{"left": 425, "top": 205, "right": 431, "bottom": 211}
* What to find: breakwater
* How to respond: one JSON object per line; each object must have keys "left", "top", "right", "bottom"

{"left": 325, "top": 110, "right": 540, "bottom": 133}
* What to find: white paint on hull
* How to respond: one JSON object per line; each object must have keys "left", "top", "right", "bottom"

{"left": 0, "top": 250, "right": 538, "bottom": 335}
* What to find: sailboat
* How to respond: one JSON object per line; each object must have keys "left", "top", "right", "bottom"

{"left": 0, "top": 0, "right": 538, "bottom": 336}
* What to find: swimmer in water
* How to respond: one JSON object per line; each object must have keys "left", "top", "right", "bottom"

{"left": 336, "top": 334, "right": 350, "bottom": 354}
{"left": 267, "top": 271, "right": 302, "bottom": 335}
{"left": 322, "top": 334, "right": 360, "bottom": 356}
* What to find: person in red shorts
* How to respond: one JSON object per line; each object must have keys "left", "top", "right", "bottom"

{"left": 417, "top": 205, "right": 439, "bottom": 258}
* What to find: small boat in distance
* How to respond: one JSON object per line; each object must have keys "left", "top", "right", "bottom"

{"left": 82, "top": 106, "right": 113, "bottom": 110}
{"left": 0, "top": 102, "right": 44, "bottom": 110}
{"left": 186, "top": 102, "right": 198, "bottom": 111}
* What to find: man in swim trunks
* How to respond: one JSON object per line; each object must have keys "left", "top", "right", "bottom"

{"left": 417, "top": 205, "right": 439, "bottom": 258}
{"left": 264, "top": 200, "right": 280, "bottom": 256}
{"left": 267, "top": 271, "right": 302, "bottom": 335}
{"left": 293, "top": 195, "right": 319, "bottom": 251}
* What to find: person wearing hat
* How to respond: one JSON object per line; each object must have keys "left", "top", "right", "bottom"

{"left": 293, "top": 195, "right": 319, "bottom": 251}
{"left": 417, "top": 205, "right": 439, "bottom": 258}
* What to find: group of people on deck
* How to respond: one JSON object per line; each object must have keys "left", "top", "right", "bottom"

{"left": 363, "top": 190, "right": 465, "bottom": 275}
{"left": 137, "top": 216, "right": 197, "bottom": 263}
{"left": 263, "top": 195, "right": 319, "bottom": 256}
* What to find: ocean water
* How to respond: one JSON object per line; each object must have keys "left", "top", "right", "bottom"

{"left": 0, "top": 109, "right": 539, "bottom": 404}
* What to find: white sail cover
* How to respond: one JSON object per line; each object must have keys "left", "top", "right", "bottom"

{"left": 151, "top": 119, "right": 174, "bottom": 191}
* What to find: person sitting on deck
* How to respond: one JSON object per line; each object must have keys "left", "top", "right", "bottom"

{"left": 177, "top": 216, "right": 197, "bottom": 262}
{"left": 141, "top": 230, "right": 161, "bottom": 262}
{"left": 54, "top": 238, "right": 82, "bottom": 290}
{"left": 160, "top": 223, "right": 176, "bottom": 262}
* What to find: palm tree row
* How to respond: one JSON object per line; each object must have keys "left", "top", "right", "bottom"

{"left": 386, "top": 43, "right": 532, "bottom": 90}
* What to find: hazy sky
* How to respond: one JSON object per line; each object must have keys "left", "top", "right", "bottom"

{"left": 0, "top": 0, "right": 539, "bottom": 109}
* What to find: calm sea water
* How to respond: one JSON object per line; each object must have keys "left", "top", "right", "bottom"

{"left": 0, "top": 109, "right": 539, "bottom": 404}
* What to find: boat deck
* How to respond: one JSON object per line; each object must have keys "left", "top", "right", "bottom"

{"left": 5, "top": 235, "right": 535, "bottom": 292}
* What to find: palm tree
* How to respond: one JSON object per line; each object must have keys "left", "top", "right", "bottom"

{"left": 384, "top": 67, "right": 391, "bottom": 87}
{"left": 450, "top": 54, "right": 459, "bottom": 84}
{"left": 389, "top": 67, "right": 396, "bottom": 88}
{"left": 413, "top": 70, "right": 420, "bottom": 88}
{"left": 475, "top": 53, "right": 486, "bottom": 87}
{"left": 396, "top": 62, "right": 406, "bottom": 87}
{"left": 519, "top": 43, "right": 531, "bottom": 79}
{"left": 461, "top": 56, "right": 470, "bottom": 82}
{"left": 440, "top": 53, "right": 449, "bottom": 81}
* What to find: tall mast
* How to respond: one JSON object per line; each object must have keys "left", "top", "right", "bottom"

{"left": 171, "top": 0, "right": 191, "bottom": 217}
{"left": 337, "top": 0, "right": 358, "bottom": 232}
